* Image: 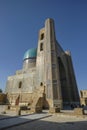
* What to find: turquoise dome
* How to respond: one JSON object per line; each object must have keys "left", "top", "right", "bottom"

{"left": 23, "top": 48, "right": 37, "bottom": 60}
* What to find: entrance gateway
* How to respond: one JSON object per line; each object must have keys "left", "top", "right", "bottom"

{"left": 5, "top": 18, "right": 80, "bottom": 112}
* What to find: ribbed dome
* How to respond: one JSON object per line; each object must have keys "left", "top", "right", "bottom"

{"left": 23, "top": 48, "right": 37, "bottom": 60}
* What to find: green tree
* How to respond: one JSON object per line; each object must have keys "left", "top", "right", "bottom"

{"left": 0, "top": 89, "right": 2, "bottom": 93}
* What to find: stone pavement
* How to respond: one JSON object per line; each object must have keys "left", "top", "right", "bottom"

{"left": 1, "top": 113, "right": 87, "bottom": 130}
{"left": 0, "top": 113, "right": 51, "bottom": 129}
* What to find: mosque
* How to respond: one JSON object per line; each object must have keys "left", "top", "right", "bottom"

{"left": 5, "top": 18, "right": 80, "bottom": 111}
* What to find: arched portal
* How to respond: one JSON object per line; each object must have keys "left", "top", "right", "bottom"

{"left": 58, "top": 57, "right": 68, "bottom": 103}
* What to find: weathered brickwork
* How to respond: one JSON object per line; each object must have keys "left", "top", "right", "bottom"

{"left": 5, "top": 18, "right": 80, "bottom": 111}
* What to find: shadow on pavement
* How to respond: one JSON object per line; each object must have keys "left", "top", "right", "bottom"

{"left": 0, "top": 112, "right": 87, "bottom": 130}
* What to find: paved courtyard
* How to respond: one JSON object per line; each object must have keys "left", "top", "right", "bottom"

{"left": 0, "top": 112, "right": 87, "bottom": 130}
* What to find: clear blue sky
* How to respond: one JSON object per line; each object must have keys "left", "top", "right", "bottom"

{"left": 0, "top": 0, "right": 87, "bottom": 91}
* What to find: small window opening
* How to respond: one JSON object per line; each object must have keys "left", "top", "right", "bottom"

{"left": 19, "top": 81, "right": 22, "bottom": 88}
{"left": 40, "top": 33, "right": 44, "bottom": 40}
{"left": 40, "top": 43, "right": 43, "bottom": 51}
{"left": 40, "top": 82, "right": 43, "bottom": 86}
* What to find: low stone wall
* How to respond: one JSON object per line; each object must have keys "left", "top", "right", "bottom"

{"left": 74, "top": 108, "right": 84, "bottom": 115}
{"left": 49, "top": 107, "right": 60, "bottom": 113}
{"left": 0, "top": 105, "right": 7, "bottom": 113}
{"left": 31, "top": 107, "right": 42, "bottom": 113}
